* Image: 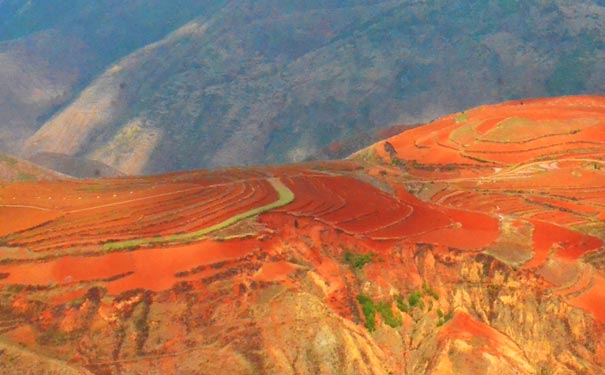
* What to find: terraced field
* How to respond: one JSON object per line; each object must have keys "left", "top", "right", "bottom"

{"left": 366, "top": 95, "right": 605, "bottom": 325}
{"left": 1, "top": 96, "right": 605, "bottom": 374}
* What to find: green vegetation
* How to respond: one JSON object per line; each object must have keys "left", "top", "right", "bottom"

{"left": 357, "top": 284, "right": 446, "bottom": 331}
{"left": 437, "top": 309, "right": 454, "bottom": 327}
{"left": 573, "top": 222, "right": 605, "bottom": 241}
{"left": 455, "top": 112, "right": 468, "bottom": 124}
{"left": 357, "top": 294, "right": 377, "bottom": 331}
{"left": 40, "top": 327, "right": 71, "bottom": 346}
{"left": 396, "top": 297, "right": 409, "bottom": 313}
{"left": 376, "top": 301, "right": 402, "bottom": 328}
{"left": 103, "top": 178, "right": 294, "bottom": 251}
{"left": 423, "top": 282, "right": 439, "bottom": 300}
{"left": 80, "top": 184, "right": 113, "bottom": 192}
{"left": 0, "top": 155, "right": 17, "bottom": 165}
{"left": 0, "top": 1, "right": 219, "bottom": 66}
{"left": 408, "top": 291, "right": 424, "bottom": 309}
{"left": 546, "top": 52, "right": 593, "bottom": 96}
{"left": 17, "top": 172, "right": 36, "bottom": 182}
{"left": 395, "top": 282, "right": 448, "bottom": 325}
{"left": 344, "top": 250, "right": 375, "bottom": 269}
{"left": 411, "top": 160, "right": 438, "bottom": 171}
{"left": 357, "top": 295, "right": 403, "bottom": 331}
{"left": 462, "top": 154, "right": 493, "bottom": 164}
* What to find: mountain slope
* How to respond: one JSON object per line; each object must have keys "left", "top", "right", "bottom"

{"left": 12, "top": 0, "right": 605, "bottom": 173}
{"left": 0, "top": 0, "right": 224, "bottom": 153}
{"left": 1, "top": 96, "right": 605, "bottom": 374}
{"left": 0, "top": 153, "right": 65, "bottom": 181}
{"left": 27, "top": 152, "right": 125, "bottom": 178}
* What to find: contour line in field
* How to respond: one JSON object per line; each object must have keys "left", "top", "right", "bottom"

{"left": 102, "top": 177, "right": 294, "bottom": 251}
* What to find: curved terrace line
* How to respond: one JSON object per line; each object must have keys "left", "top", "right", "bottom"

{"left": 102, "top": 177, "right": 294, "bottom": 251}
{"left": 66, "top": 172, "right": 334, "bottom": 214}
{"left": 0, "top": 204, "right": 53, "bottom": 211}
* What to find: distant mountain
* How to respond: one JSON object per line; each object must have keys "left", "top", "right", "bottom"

{"left": 0, "top": 0, "right": 223, "bottom": 154}
{"left": 28, "top": 152, "right": 125, "bottom": 178}
{"left": 2, "top": 1, "right": 605, "bottom": 173}
{"left": 309, "top": 123, "right": 421, "bottom": 161}
{"left": 0, "top": 153, "right": 65, "bottom": 181}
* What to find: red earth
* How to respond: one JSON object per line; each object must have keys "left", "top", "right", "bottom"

{"left": 1, "top": 96, "right": 604, "bottom": 374}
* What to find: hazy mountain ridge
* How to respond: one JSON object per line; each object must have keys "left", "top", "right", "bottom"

{"left": 0, "top": 0, "right": 223, "bottom": 157}
{"left": 4, "top": 1, "right": 605, "bottom": 174}
{"left": 0, "top": 152, "right": 65, "bottom": 181}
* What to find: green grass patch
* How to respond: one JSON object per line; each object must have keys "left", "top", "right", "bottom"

{"left": 397, "top": 282, "right": 439, "bottom": 316}
{"left": 80, "top": 184, "right": 112, "bottom": 192}
{"left": 103, "top": 178, "right": 294, "bottom": 251}
{"left": 376, "top": 302, "right": 402, "bottom": 328}
{"left": 17, "top": 172, "right": 36, "bottom": 182}
{"left": 449, "top": 120, "right": 481, "bottom": 147}
{"left": 437, "top": 310, "right": 454, "bottom": 327}
{"left": 343, "top": 250, "right": 375, "bottom": 269}
{"left": 479, "top": 117, "right": 596, "bottom": 143}
{"left": 408, "top": 291, "right": 424, "bottom": 309}
{"left": 357, "top": 294, "right": 376, "bottom": 331}
{"left": 358, "top": 295, "right": 403, "bottom": 330}
{"left": 396, "top": 296, "right": 409, "bottom": 313}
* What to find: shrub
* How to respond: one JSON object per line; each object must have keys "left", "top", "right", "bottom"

{"left": 357, "top": 294, "right": 376, "bottom": 331}
{"left": 376, "top": 302, "right": 402, "bottom": 328}
{"left": 437, "top": 310, "right": 454, "bottom": 327}
{"left": 422, "top": 282, "right": 439, "bottom": 300}
{"left": 344, "top": 250, "right": 375, "bottom": 269}
{"left": 396, "top": 297, "right": 409, "bottom": 313}
{"left": 408, "top": 291, "right": 423, "bottom": 307}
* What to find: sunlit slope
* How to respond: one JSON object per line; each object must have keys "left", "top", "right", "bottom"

{"left": 0, "top": 153, "right": 65, "bottom": 182}
{"left": 363, "top": 94, "right": 605, "bottom": 324}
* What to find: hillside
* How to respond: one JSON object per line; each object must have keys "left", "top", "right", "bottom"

{"left": 27, "top": 152, "right": 125, "bottom": 178}
{"left": 0, "top": 1, "right": 604, "bottom": 172}
{"left": 1, "top": 96, "right": 604, "bottom": 374}
{"left": 0, "top": 0, "right": 223, "bottom": 155}
{"left": 0, "top": 153, "right": 65, "bottom": 182}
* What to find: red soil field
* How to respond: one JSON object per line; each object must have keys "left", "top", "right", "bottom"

{"left": 442, "top": 312, "right": 517, "bottom": 352}
{"left": 365, "top": 95, "right": 605, "bottom": 321}
{"left": 526, "top": 195, "right": 598, "bottom": 216}
{"left": 2, "top": 174, "right": 279, "bottom": 252}
{"left": 375, "top": 95, "right": 605, "bottom": 169}
{"left": 570, "top": 273, "right": 605, "bottom": 323}
{"left": 0, "top": 237, "right": 262, "bottom": 294}
{"left": 252, "top": 261, "right": 301, "bottom": 282}
{"left": 1, "top": 96, "right": 605, "bottom": 374}
{"left": 0, "top": 206, "right": 62, "bottom": 236}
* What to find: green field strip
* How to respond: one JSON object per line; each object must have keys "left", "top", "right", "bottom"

{"left": 103, "top": 177, "right": 294, "bottom": 251}
{"left": 476, "top": 117, "right": 598, "bottom": 144}
{"left": 448, "top": 120, "right": 482, "bottom": 147}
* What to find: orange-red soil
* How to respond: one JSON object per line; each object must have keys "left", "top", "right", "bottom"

{"left": 1, "top": 96, "right": 605, "bottom": 374}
